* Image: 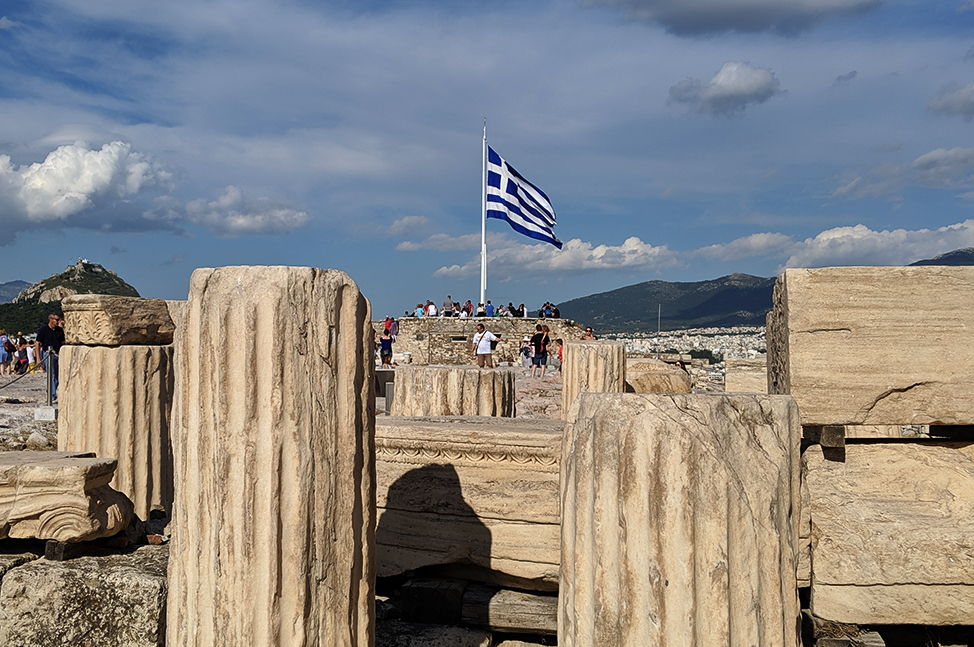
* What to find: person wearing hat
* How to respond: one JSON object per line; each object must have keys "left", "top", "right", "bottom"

{"left": 519, "top": 335, "right": 532, "bottom": 369}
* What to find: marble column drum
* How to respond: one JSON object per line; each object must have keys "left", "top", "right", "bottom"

{"left": 167, "top": 266, "right": 375, "bottom": 647}
{"left": 561, "top": 341, "right": 626, "bottom": 417}
{"left": 58, "top": 344, "right": 175, "bottom": 520}
{"left": 560, "top": 392, "right": 801, "bottom": 647}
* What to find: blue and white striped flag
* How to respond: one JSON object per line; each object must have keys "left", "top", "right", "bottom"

{"left": 486, "top": 146, "right": 562, "bottom": 249}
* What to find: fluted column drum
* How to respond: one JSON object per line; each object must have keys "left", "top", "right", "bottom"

{"left": 167, "top": 266, "right": 375, "bottom": 647}
{"left": 560, "top": 392, "right": 801, "bottom": 647}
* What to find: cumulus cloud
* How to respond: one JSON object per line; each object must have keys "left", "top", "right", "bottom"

{"left": 387, "top": 215, "right": 429, "bottom": 237}
{"left": 178, "top": 186, "right": 309, "bottom": 237}
{"left": 695, "top": 232, "right": 794, "bottom": 260}
{"left": 589, "top": 0, "right": 879, "bottom": 35}
{"left": 0, "top": 141, "right": 169, "bottom": 226}
{"left": 783, "top": 221, "right": 974, "bottom": 268}
{"left": 432, "top": 237, "right": 679, "bottom": 279}
{"left": 929, "top": 82, "right": 974, "bottom": 121}
{"left": 669, "top": 62, "right": 782, "bottom": 116}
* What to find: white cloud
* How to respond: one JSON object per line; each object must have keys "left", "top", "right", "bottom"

{"left": 181, "top": 186, "right": 309, "bottom": 237}
{"left": 396, "top": 231, "right": 508, "bottom": 252}
{"left": 695, "top": 232, "right": 794, "bottom": 260}
{"left": 0, "top": 141, "right": 169, "bottom": 224}
{"left": 929, "top": 83, "right": 974, "bottom": 121}
{"left": 589, "top": 0, "right": 879, "bottom": 34}
{"left": 0, "top": 16, "right": 20, "bottom": 29}
{"left": 828, "top": 147, "right": 974, "bottom": 202}
{"left": 669, "top": 62, "right": 783, "bottom": 116}
{"left": 433, "top": 236, "right": 679, "bottom": 279}
{"left": 783, "top": 221, "right": 974, "bottom": 267}
{"left": 387, "top": 215, "right": 429, "bottom": 237}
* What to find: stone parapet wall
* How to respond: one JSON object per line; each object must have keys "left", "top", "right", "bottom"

{"left": 377, "top": 318, "right": 585, "bottom": 366}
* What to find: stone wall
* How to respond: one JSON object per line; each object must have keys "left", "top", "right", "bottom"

{"left": 379, "top": 318, "right": 585, "bottom": 366}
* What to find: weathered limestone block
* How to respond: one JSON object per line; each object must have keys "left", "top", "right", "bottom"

{"left": 168, "top": 266, "right": 374, "bottom": 647}
{"left": 724, "top": 356, "right": 768, "bottom": 393}
{"left": 62, "top": 294, "right": 175, "bottom": 346}
{"left": 561, "top": 341, "right": 625, "bottom": 416}
{"left": 560, "top": 393, "right": 801, "bottom": 647}
{"left": 625, "top": 359, "right": 691, "bottom": 394}
{"left": 391, "top": 366, "right": 515, "bottom": 417}
{"left": 806, "top": 443, "right": 974, "bottom": 625}
{"left": 165, "top": 299, "right": 187, "bottom": 333}
{"left": 0, "top": 545, "right": 168, "bottom": 646}
{"left": 58, "top": 344, "right": 174, "bottom": 520}
{"left": 0, "top": 451, "right": 133, "bottom": 542}
{"left": 768, "top": 266, "right": 974, "bottom": 426}
{"left": 376, "top": 416, "right": 562, "bottom": 590}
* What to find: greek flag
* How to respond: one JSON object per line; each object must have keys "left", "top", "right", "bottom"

{"left": 486, "top": 146, "right": 562, "bottom": 249}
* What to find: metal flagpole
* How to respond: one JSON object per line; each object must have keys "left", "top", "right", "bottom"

{"left": 480, "top": 118, "right": 488, "bottom": 307}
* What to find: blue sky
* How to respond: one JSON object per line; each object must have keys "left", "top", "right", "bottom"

{"left": 0, "top": 0, "right": 972, "bottom": 316}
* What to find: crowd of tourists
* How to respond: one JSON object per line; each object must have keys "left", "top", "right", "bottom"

{"left": 405, "top": 296, "right": 561, "bottom": 319}
{"left": 0, "top": 314, "right": 65, "bottom": 400}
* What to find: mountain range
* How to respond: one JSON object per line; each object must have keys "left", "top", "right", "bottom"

{"left": 559, "top": 248, "right": 974, "bottom": 333}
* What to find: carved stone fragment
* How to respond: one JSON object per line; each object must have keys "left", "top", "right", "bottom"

{"left": 167, "top": 266, "right": 374, "bottom": 647}
{"left": 625, "top": 359, "right": 691, "bottom": 394}
{"left": 62, "top": 294, "right": 175, "bottom": 346}
{"left": 0, "top": 451, "right": 134, "bottom": 543}
{"left": 376, "top": 416, "right": 562, "bottom": 590}
{"left": 768, "top": 267, "right": 974, "bottom": 426}
{"left": 58, "top": 344, "right": 175, "bottom": 520}
{"left": 561, "top": 341, "right": 625, "bottom": 416}
{"left": 807, "top": 443, "right": 974, "bottom": 625}
{"left": 390, "top": 366, "right": 516, "bottom": 417}
{"left": 560, "top": 393, "right": 801, "bottom": 647}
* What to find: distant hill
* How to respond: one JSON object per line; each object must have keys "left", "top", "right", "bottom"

{"left": 558, "top": 273, "right": 776, "bottom": 333}
{"left": 0, "top": 280, "right": 29, "bottom": 304}
{"left": 0, "top": 259, "right": 139, "bottom": 334}
{"left": 909, "top": 248, "right": 974, "bottom": 266}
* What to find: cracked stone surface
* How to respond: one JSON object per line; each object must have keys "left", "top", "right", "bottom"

{"left": 768, "top": 266, "right": 974, "bottom": 426}
{"left": 806, "top": 442, "right": 974, "bottom": 625}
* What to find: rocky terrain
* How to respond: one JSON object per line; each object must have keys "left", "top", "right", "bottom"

{"left": 0, "top": 373, "right": 57, "bottom": 451}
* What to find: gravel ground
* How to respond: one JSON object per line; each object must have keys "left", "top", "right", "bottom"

{"left": 0, "top": 372, "right": 58, "bottom": 451}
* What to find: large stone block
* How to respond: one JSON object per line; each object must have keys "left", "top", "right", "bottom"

{"left": 625, "top": 359, "right": 691, "bottom": 394}
{"left": 62, "top": 294, "right": 175, "bottom": 346}
{"left": 806, "top": 443, "right": 974, "bottom": 625}
{"left": 560, "top": 393, "right": 800, "bottom": 647}
{"left": 390, "top": 366, "right": 515, "bottom": 417}
{"left": 0, "top": 451, "right": 133, "bottom": 542}
{"left": 768, "top": 267, "right": 974, "bottom": 426}
{"left": 58, "top": 344, "right": 175, "bottom": 520}
{"left": 724, "top": 356, "right": 767, "bottom": 393}
{"left": 167, "top": 266, "right": 375, "bottom": 647}
{"left": 0, "top": 545, "right": 168, "bottom": 646}
{"left": 561, "top": 341, "right": 625, "bottom": 416}
{"left": 376, "top": 416, "right": 562, "bottom": 590}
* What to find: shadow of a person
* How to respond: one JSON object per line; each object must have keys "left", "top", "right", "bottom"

{"left": 376, "top": 462, "right": 492, "bottom": 578}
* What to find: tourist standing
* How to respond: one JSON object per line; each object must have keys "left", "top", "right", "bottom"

{"left": 485, "top": 301, "right": 494, "bottom": 317}
{"left": 530, "top": 324, "right": 549, "bottom": 378}
{"left": 471, "top": 323, "right": 501, "bottom": 368}
{"left": 379, "top": 329, "right": 394, "bottom": 369}
{"left": 35, "top": 314, "right": 65, "bottom": 400}
{"left": 0, "top": 329, "right": 11, "bottom": 376}
{"left": 519, "top": 336, "right": 532, "bottom": 369}
{"left": 442, "top": 295, "right": 453, "bottom": 315}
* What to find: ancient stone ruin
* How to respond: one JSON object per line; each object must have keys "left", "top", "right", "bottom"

{"left": 0, "top": 263, "right": 972, "bottom": 647}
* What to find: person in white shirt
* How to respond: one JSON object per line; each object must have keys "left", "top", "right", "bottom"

{"left": 426, "top": 300, "right": 437, "bottom": 317}
{"left": 471, "top": 323, "right": 501, "bottom": 368}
